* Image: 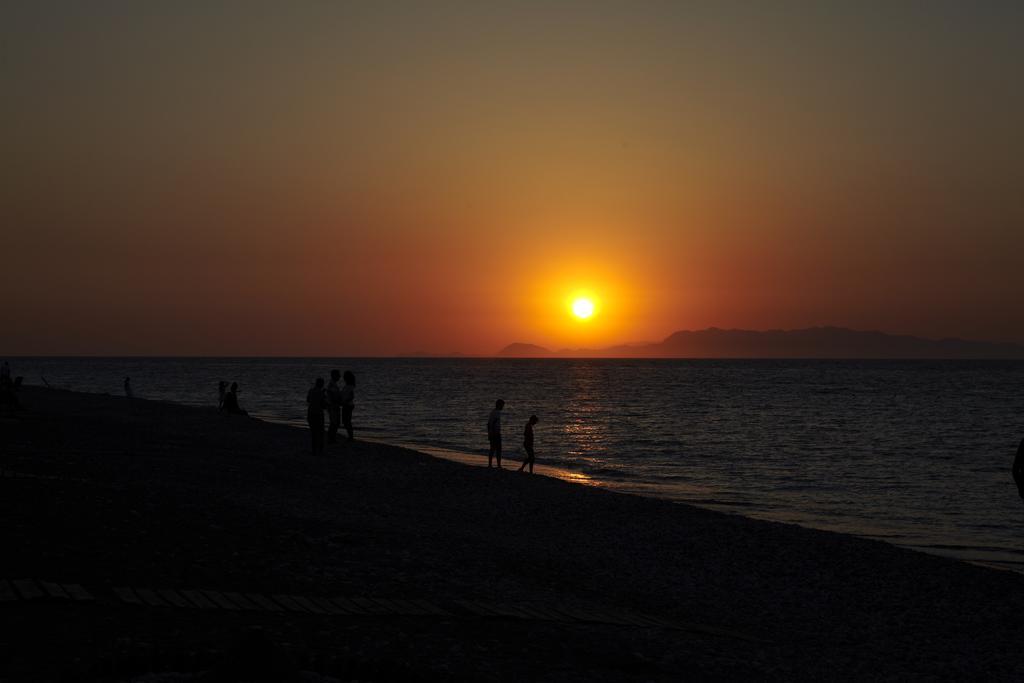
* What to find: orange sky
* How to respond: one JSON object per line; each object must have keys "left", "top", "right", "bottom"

{"left": 2, "top": 3, "right": 1022, "bottom": 355}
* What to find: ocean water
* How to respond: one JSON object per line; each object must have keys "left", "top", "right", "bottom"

{"left": 8, "top": 357, "right": 1024, "bottom": 571}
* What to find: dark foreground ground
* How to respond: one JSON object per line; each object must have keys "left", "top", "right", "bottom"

{"left": 2, "top": 387, "right": 1023, "bottom": 681}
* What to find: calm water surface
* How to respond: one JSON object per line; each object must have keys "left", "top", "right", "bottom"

{"left": 10, "top": 357, "right": 1024, "bottom": 571}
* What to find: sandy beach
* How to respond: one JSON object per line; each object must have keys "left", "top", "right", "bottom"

{"left": 2, "top": 386, "right": 1024, "bottom": 681}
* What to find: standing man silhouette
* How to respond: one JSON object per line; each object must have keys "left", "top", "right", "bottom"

{"left": 1014, "top": 437, "right": 1024, "bottom": 501}
{"left": 487, "top": 399, "right": 505, "bottom": 468}
{"left": 327, "top": 370, "right": 342, "bottom": 444}
{"left": 307, "top": 378, "right": 327, "bottom": 456}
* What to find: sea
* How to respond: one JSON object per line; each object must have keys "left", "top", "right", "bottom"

{"left": 9, "top": 357, "right": 1024, "bottom": 572}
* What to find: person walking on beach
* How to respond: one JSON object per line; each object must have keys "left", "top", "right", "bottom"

{"left": 518, "top": 414, "right": 539, "bottom": 474}
{"left": 327, "top": 370, "right": 343, "bottom": 444}
{"left": 1014, "top": 437, "right": 1024, "bottom": 502}
{"left": 218, "top": 381, "right": 228, "bottom": 411}
{"left": 307, "top": 378, "right": 327, "bottom": 455}
{"left": 123, "top": 376, "right": 134, "bottom": 399}
{"left": 487, "top": 399, "right": 505, "bottom": 468}
{"left": 222, "top": 382, "right": 248, "bottom": 416}
{"left": 340, "top": 371, "right": 356, "bottom": 441}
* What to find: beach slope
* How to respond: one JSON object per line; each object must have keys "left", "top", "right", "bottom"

{"left": 2, "top": 387, "right": 1023, "bottom": 680}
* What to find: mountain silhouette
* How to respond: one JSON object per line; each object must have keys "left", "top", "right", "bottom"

{"left": 496, "top": 342, "right": 552, "bottom": 357}
{"left": 496, "top": 327, "right": 1024, "bottom": 359}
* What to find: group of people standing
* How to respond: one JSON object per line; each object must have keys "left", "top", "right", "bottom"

{"left": 217, "top": 381, "right": 248, "bottom": 416}
{"left": 306, "top": 370, "right": 356, "bottom": 455}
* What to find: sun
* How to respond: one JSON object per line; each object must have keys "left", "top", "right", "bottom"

{"left": 571, "top": 297, "right": 595, "bottom": 319}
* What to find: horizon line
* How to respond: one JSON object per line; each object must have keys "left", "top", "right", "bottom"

{"left": 6, "top": 326, "right": 1024, "bottom": 360}
{"left": 6, "top": 355, "right": 1024, "bottom": 362}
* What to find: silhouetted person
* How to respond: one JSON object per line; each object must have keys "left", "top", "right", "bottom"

{"left": 487, "top": 399, "right": 505, "bottom": 468}
{"left": 1014, "top": 438, "right": 1024, "bottom": 502}
{"left": 518, "top": 415, "right": 539, "bottom": 473}
{"left": 307, "top": 378, "right": 327, "bottom": 456}
{"left": 218, "top": 381, "right": 228, "bottom": 411}
{"left": 0, "top": 361, "right": 18, "bottom": 410}
{"left": 222, "top": 382, "right": 248, "bottom": 416}
{"left": 123, "top": 376, "right": 134, "bottom": 399}
{"left": 340, "top": 371, "right": 356, "bottom": 441}
{"left": 327, "top": 370, "right": 342, "bottom": 443}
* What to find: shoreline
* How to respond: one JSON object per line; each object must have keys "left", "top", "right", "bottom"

{"left": 4, "top": 386, "right": 1024, "bottom": 679}
{"left": 10, "top": 356, "right": 1023, "bottom": 578}
{"left": 19, "top": 382, "right": 1024, "bottom": 570}
{"left": 12, "top": 380, "right": 1024, "bottom": 572}
{"left": 363, "top": 437, "right": 1024, "bottom": 575}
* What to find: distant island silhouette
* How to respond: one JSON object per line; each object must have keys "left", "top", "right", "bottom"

{"left": 399, "top": 351, "right": 468, "bottom": 358}
{"left": 495, "top": 343, "right": 552, "bottom": 358}
{"left": 497, "top": 327, "right": 1024, "bottom": 359}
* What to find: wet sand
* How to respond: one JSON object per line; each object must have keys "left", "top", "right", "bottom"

{"left": 2, "top": 386, "right": 1024, "bottom": 681}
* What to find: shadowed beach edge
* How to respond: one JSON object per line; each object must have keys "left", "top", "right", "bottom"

{"left": 365, "top": 439, "right": 1024, "bottom": 575}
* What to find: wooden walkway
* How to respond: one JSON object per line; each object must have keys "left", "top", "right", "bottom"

{"left": 0, "top": 578, "right": 762, "bottom": 642}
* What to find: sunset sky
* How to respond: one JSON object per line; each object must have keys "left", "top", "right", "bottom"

{"left": 3, "top": 2, "right": 1022, "bottom": 355}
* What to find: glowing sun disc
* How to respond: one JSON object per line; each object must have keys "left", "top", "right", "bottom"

{"left": 572, "top": 297, "right": 595, "bottom": 319}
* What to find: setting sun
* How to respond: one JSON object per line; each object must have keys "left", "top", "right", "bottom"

{"left": 572, "top": 297, "right": 595, "bottom": 320}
